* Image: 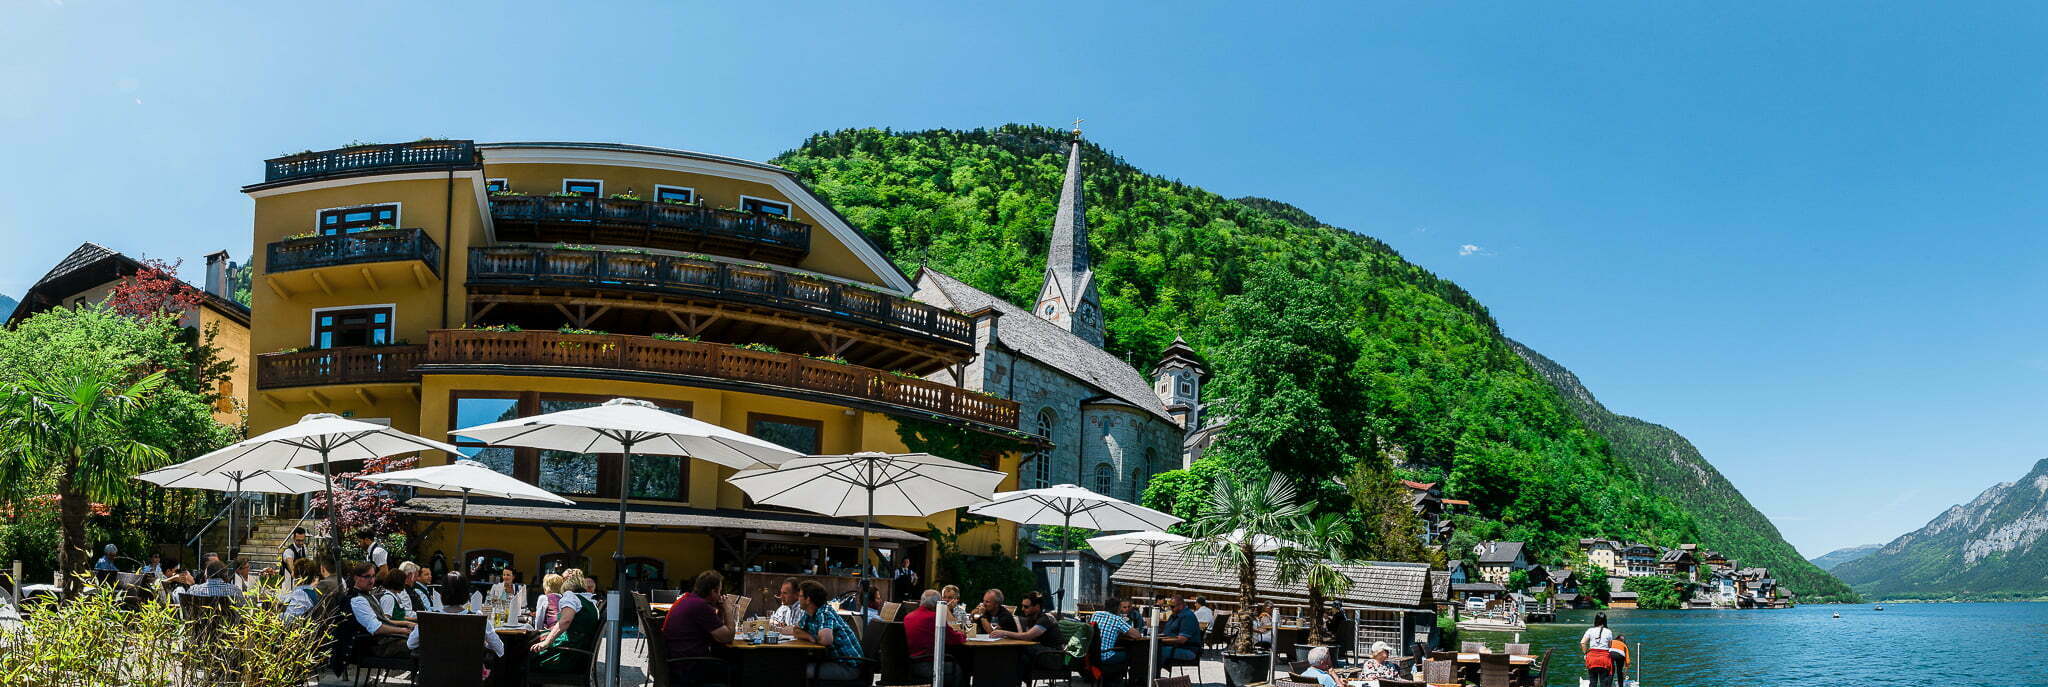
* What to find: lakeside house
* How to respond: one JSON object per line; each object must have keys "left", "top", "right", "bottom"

{"left": 1474, "top": 541, "right": 1531, "bottom": 583}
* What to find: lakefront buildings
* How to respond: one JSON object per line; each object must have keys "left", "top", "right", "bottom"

{"left": 231, "top": 134, "right": 1206, "bottom": 602}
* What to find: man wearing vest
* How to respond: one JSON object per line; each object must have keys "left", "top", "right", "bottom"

{"left": 356, "top": 531, "right": 390, "bottom": 575}
{"left": 334, "top": 561, "right": 414, "bottom": 676}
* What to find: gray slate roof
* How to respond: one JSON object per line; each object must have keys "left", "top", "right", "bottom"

{"left": 400, "top": 496, "right": 924, "bottom": 542}
{"left": 916, "top": 269, "right": 1175, "bottom": 424}
{"left": 1476, "top": 542, "right": 1526, "bottom": 565}
{"left": 1108, "top": 549, "right": 1432, "bottom": 611}
{"left": 1451, "top": 582, "right": 1505, "bottom": 594}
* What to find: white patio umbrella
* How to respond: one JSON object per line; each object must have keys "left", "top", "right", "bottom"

{"left": 968, "top": 484, "right": 1183, "bottom": 611}
{"left": 135, "top": 465, "right": 327, "bottom": 560}
{"left": 1086, "top": 530, "right": 1192, "bottom": 596}
{"left": 727, "top": 452, "right": 1005, "bottom": 603}
{"left": 176, "top": 413, "right": 464, "bottom": 564}
{"left": 449, "top": 397, "right": 803, "bottom": 687}
{"left": 351, "top": 459, "right": 575, "bottom": 571}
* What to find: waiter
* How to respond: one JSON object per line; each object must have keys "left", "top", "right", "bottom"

{"left": 891, "top": 555, "right": 920, "bottom": 602}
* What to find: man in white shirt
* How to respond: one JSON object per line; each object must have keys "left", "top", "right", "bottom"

{"left": 345, "top": 561, "right": 414, "bottom": 658}
{"left": 356, "top": 531, "right": 390, "bottom": 574}
{"left": 769, "top": 577, "right": 805, "bottom": 628}
{"left": 405, "top": 572, "right": 505, "bottom": 659}
{"left": 1191, "top": 596, "right": 1215, "bottom": 631}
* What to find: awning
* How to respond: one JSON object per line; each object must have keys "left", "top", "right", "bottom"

{"left": 400, "top": 496, "right": 926, "bottom": 542}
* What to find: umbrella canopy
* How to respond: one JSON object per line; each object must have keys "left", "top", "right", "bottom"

{"left": 1223, "top": 528, "right": 1301, "bottom": 553}
{"left": 1085, "top": 531, "right": 1193, "bottom": 559}
{"left": 969, "top": 484, "right": 1183, "bottom": 610}
{"left": 448, "top": 398, "right": 800, "bottom": 469}
{"left": 353, "top": 459, "right": 574, "bottom": 573}
{"left": 136, "top": 465, "right": 329, "bottom": 494}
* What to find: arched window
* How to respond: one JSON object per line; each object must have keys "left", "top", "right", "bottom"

{"left": 1130, "top": 467, "right": 1146, "bottom": 500}
{"left": 539, "top": 552, "right": 592, "bottom": 578}
{"left": 463, "top": 549, "right": 516, "bottom": 582}
{"left": 621, "top": 557, "right": 666, "bottom": 594}
{"left": 1091, "top": 462, "right": 1114, "bottom": 495}
{"left": 1031, "top": 409, "right": 1058, "bottom": 487}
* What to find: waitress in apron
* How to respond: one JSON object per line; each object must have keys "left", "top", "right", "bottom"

{"left": 528, "top": 578, "right": 600, "bottom": 672}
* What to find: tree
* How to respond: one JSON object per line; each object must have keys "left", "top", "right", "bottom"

{"left": 1202, "top": 261, "right": 1369, "bottom": 480}
{"left": 106, "top": 258, "right": 205, "bottom": 320}
{"left": 1185, "top": 472, "right": 1311, "bottom": 655}
{"left": 1624, "top": 575, "right": 1685, "bottom": 610}
{"left": 311, "top": 453, "right": 417, "bottom": 539}
{"left": 0, "top": 367, "right": 169, "bottom": 595}
{"left": 1278, "top": 512, "right": 1357, "bottom": 647}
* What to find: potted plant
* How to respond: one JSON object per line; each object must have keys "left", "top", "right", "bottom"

{"left": 1186, "top": 472, "right": 1309, "bottom": 687}
{"left": 1279, "top": 512, "right": 1357, "bottom": 661}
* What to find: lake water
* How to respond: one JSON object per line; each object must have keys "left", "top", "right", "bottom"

{"left": 1460, "top": 602, "right": 2048, "bottom": 687}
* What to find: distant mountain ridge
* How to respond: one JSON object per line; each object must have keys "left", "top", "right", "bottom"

{"left": 1810, "top": 544, "right": 1882, "bottom": 571}
{"left": 1832, "top": 458, "right": 2048, "bottom": 601}
{"left": 0, "top": 294, "right": 15, "bottom": 320}
{"left": 1509, "top": 341, "right": 1860, "bottom": 602}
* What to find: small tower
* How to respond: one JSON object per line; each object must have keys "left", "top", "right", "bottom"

{"left": 1151, "top": 336, "right": 1209, "bottom": 429}
{"left": 1033, "top": 126, "right": 1105, "bottom": 347}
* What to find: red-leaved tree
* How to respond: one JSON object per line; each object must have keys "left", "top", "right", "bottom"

{"left": 107, "top": 258, "right": 205, "bottom": 320}
{"left": 309, "top": 453, "right": 417, "bottom": 538}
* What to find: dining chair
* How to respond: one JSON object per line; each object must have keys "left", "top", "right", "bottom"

{"left": 1479, "top": 652, "right": 1516, "bottom": 687}
{"left": 1462, "top": 641, "right": 1486, "bottom": 653}
{"left": 416, "top": 612, "right": 486, "bottom": 687}
{"left": 1505, "top": 642, "right": 1530, "bottom": 656}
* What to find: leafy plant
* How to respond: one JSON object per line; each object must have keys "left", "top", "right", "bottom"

{"left": 283, "top": 231, "right": 318, "bottom": 240}
{"left": 735, "top": 342, "right": 780, "bottom": 353}
{"left": 1624, "top": 574, "right": 1687, "bottom": 610}
{"left": 1185, "top": 472, "right": 1310, "bottom": 654}
{"left": 1279, "top": 512, "right": 1358, "bottom": 647}
{"left": 491, "top": 190, "right": 528, "bottom": 197}
{"left": 929, "top": 526, "right": 1037, "bottom": 604}
{"left": 0, "top": 575, "right": 330, "bottom": 685}
{"left": 466, "top": 323, "right": 522, "bottom": 333}
{"left": 803, "top": 353, "right": 849, "bottom": 364}
{"left": 556, "top": 327, "right": 608, "bottom": 336}
{"left": 651, "top": 332, "right": 700, "bottom": 343}
{"left": 607, "top": 192, "right": 641, "bottom": 201}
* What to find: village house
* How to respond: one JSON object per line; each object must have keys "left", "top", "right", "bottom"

{"left": 1659, "top": 546, "right": 1699, "bottom": 581}
{"left": 1580, "top": 538, "right": 1623, "bottom": 574}
{"left": 1473, "top": 541, "right": 1530, "bottom": 584}
{"left": 1619, "top": 542, "right": 1662, "bottom": 577}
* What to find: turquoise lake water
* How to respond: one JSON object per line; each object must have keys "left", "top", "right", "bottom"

{"left": 1460, "top": 602, "right": 2048, "bottom": 686}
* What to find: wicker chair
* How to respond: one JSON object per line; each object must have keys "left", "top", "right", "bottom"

{"left": 1422, "top": 659, "right": 1458, "bottom": 684}
{"left": 1524, "top": 648, "right": 1555, "bottom": 687}
{"left": 415, "top": 612, "right": 486, "bottom": 687}
{"left": 1479, "top": 652, "right": 1516, "bottom": 687}
{"left": 1462, "top": 641, "right": 1487, "bottom": 653}
{"left": 1505, "top": 642, "right": 1531, "bottom": 656}
{"left": 649, "top": 589, "right": 681, "bottom": 604}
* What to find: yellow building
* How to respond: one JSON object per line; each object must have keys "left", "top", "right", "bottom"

{"left": 240, "top": 139, "right": 1029, "bottom": 600}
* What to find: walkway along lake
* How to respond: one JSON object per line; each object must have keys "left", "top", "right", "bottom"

{"left": 1462, "top": 602, "right": 2048, "bottom": 687}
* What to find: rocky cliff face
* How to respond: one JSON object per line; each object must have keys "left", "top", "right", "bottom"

{"left": 1833, "top": 458, "right": 2048, "bottom": 600}
{"left": 1810, "top": 544, "right": 1881, "bottom": 571}
{"left": 1508, "top": 340, "right": 1860, "bottom": 602}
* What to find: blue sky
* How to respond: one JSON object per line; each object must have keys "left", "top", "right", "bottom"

{"left": 5, "top": 2, "right": 2045, "bottom": 556}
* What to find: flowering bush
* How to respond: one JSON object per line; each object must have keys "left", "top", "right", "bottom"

{"left": 107, "top": 258, "right": 204, "bottom": 320}
{"left": 308, "top": 453, "right": 415, "bottom": 538}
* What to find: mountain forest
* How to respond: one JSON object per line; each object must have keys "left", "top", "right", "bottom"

{"left": 774, "top": 124, "right": 1858, "bottom": 603}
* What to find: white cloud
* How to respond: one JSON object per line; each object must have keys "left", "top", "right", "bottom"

{"left": 1458, "top": 244, "right": 1487, "bottom": 257}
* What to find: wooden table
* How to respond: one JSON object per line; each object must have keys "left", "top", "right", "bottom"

{"left": 723, "top": 638, "right": 827, "bottom": 685}
{"left": 956, "top": 637, "right": 1037, "bottom": 687}
{"left": 488, "top": 627, "right": 534, "bottom": 687}
{"left": 1455, "top": 653, "right": 1535, "bottom": 665}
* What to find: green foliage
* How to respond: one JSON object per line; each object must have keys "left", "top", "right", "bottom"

{"left": 1203, "top": 262, "right": 1368, "bottom": 479}
{"left": 1184, "top": 473, "right": 1310, "bottom": 654}
{"left": 1506, "top": 569, "right": 1533, "bottom": 593}
{"left": 893, "top": 416, "right": 1020, "bottom": 467}
{"left": 1141, "top": 458, "right": 1227, "bottom": 527}
{"left": 1033, "top": 525, "right": 1099, "bottom": 552}
{"left": 1624, "top": 575, "right": 1686, "bottom": 610}
{"left": 928, "top": 526, "right": 1037, "bottom": 604}
{"left": 0, "top": 576, "right": 330, "bottom": 685}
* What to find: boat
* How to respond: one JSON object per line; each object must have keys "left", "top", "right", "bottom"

{"left": 1831, "top": 612, "right": 1841, "bottom": 618}
{"left": 1456, "top": 616, "right": 1528, "bottom": 632}
{"left": 1874, "top": 605, "right": 1884, "bottom": 611}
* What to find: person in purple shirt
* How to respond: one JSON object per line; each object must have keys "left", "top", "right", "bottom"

{"left": 661, "top": 570, "right": 734, "bottom": 683}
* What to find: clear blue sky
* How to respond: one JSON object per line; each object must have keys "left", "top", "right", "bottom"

{"left": 5, "top": 2, "right": 2044, "bottom": 557}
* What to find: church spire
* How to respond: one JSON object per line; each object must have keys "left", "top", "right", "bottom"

{"left": 1034, "top": 125, "right": 1105, "bottom": 347}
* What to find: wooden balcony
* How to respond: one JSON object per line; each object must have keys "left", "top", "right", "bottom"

{"left": 262, "top": 140, "right": 478, "bottom": 184}
{"left": 423, "top": 329, "right": 1018, "bottom": 429}
{"left": 256, "top": 345, "right": 425, "bottom": 389}
{"left": 468, "top": 246, "right": 972, "bottom": 348}
{"left": 489, "top": 196, "right": 810, "bottom": 264}
{"left": 268, "top": 228, "right": 441, "bottom": 276}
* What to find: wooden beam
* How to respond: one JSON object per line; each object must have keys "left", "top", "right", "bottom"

{"left": 354, "top": 387, "right": 376, "bottom": 406}
{"left": 307, "top": 388, "right": 330, "bottom": 406}
{"left": 411, "top": 263, "right": 432, "bottom": 289}
{"left": 264, "top": 277, "right": 293, "bottom": 301}
{"left": 540, "top": 525, "right": 575, "bottom": 554}
{"left": 359, "top": 266, "right": 380, "bottom": 292}
{"left": 309, "top": 271, "right": 334, "bottom": 296}
{"left": 469, "top": 301, "right": 497, "bottom": 324}
{"left": 262, "top": 392, "right": 285, "bottom": 411}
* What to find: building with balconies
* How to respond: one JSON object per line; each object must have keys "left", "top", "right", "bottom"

{"left": 241, "top": 139, "right": 1031, "bottom": 596}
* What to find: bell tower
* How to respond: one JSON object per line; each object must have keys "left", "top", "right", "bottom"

{"left": 1033, "top": 124, "right": 1105, "bottom": 348}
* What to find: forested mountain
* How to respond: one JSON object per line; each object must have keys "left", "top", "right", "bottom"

{"left": 1810, "top": 544, "right": 1881, "bottom": 571}
{"left": 774, "top": 124, "right": 1851, "bottom": 601}
{"left": 1832, "top": 459, "right": 2048, "bottom": 601}
{"left": 1510, "top": 342, "right": 1859, "bottom": 602}
{"left": 0, "top": 294, "right": 16, "bottom": 320}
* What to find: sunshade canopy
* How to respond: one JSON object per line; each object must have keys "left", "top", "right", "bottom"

{"left": 178, "top": 413, "right": 463, "bottom": 474}
{"left": 352, "top": 459, "right": 574, "bottom": 504}
{"left": 726, "top": 452, "right": 1004, "bottom": 518}
{"left": 967, "top": 483, "right": 1184, "bottom": 531}
{"left": 448, "top": 397, "right": 800, "bottom": 469}
{"left": 135, "top": 465, "right": 328, "bottom": 494}
{"left": 1086, "top": 530, "right": 1193, "bottom": 559}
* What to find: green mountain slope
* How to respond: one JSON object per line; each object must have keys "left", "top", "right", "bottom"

{"left": 1832, "top": 459, "right": 2048, "bottom": 601}
{"left": 775, "top": 125, "right": 1836, "bottom": 599}
{"left": 1810, "top": 544, "right": 1881, "bottom": 572}
{"left": 1510, "top": 342, "right": 1859, "bottom": 602}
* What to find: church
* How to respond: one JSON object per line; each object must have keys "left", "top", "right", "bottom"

{"left": 914, "top": 129, "right": 1209, "bottom": 510}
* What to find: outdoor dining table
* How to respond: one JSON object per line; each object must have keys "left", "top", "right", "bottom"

{"left": 722, "top": 637, "right": 827, "bottom": 685}
{"left": 488, "top": 627, "right": 535, "bottom": 687}
{"left": 1454, "top": 653, "right": 1535, "bottom": 665}
{"left": 956, "top": 637, "right": 1037, "bottom": 687}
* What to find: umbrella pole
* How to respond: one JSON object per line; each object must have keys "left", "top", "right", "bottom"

{"left": 320, "top": 449, "right": 342, "bottom": 567}
{"left": 1061, "top": 510, "right": 1073, "bottom": 612}
{"left": 456, "top": 489, "right": 470, "bottom": 576}
{"left": 227, "top": 473, "right": 241, "bottom": 562}
{"left": 860, "top": 479, "right": 874, "bottom": 614}
{"left": 607, "top": 439, "right": 636, "bottom": 687}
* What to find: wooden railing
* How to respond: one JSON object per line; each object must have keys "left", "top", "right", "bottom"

{"left": 267, "top": 228, "right": 441, "bottom": 275}
{"left": 489, "top": 195, "right": 810, "bottom": 256}
{"left": 264, "top": 140, "right": 477, "bottom": 183}
{"left": 256, "top": 345, "right": 425, "bottom": 389}
{"left": 425, "top": 330, "right": 1018, "bottom": 428}
{"left": 468, "top": 246, "right": 973, "bottom": 346}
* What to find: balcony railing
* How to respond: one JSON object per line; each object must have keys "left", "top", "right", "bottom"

{"left": 488, "top": 196, "right": 810, "bottom": 259}
{"left": 256, "top": 345, "right": 425, "bottom": 389}
{"left": 425, "top": 330, "right": 1018, "bottom": 428}
{"left": 267, "top": 228, "right": 442, "bottom": 276}
{"left": 263, "top": 140, "right": 478, "bottom": 184}
{"left": 468, "top": 247, "right": 973, "bottom": 346}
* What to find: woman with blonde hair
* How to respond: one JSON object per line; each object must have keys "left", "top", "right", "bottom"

{"left": 537, "top": 573, "right": 566, "bottom": 628}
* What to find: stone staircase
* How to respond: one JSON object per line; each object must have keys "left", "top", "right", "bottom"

{"left": 230, "top": 517, "right": 304, "bottom": 571}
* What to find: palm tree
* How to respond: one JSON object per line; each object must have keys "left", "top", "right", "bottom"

{"left": 1186, "top": 472, "right": 1310, "bottom": 655}
{"left": 0, "top": 367, "right": 169, "bottom": 596}
{"left": 1279, "top": 512, "right": 1359, "bottom": 647}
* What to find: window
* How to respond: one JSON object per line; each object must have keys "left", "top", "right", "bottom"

{"left": 539, "top": 552, "right": 591, "bottom": 577}
{"left": 621, "top": 557, "right": 666, "bottom": 592}
{"left": 451, "top": 393, "right": 522, "bottom": 478}
{"left": 748, "top": 413, "right": 822, "bottom": 455}
{"left": 739, "top": 195, "right": 791, "bottom": 217}
{"left": 1091, "top": 462, "right": 1113, "bottom": 495}
{"left": 1029, "top": 409, "right": 1057, "bottom": 487}
{"left": 446, "top": 391, "right": 692, "bottom": 500}
{"left": 316, "top": 204, "right": 399, "bottom": 236}
{"left": 654, "top": 185, "right": 695, "bottom": 204}
{"left": 462, "top": 549, "right": 516, "bottom": 582}
{"left": 537, "top": 397, "right": 605, "bottom": 496}
{"left": 486, "top": 179, "right": 509, "bottom": 193}
{"left": 1130, "top": 468, "right": 1145, "bottom": 500}
{"left": 562, "top": 179, "right": 603, "bottom": 197}
{"left": 312, "top": 306, "right": 393, "bottom": 349}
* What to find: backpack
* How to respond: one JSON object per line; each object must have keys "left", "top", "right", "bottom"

{"left": 1059, "top": 617, "right": 1094, "bottom": 667}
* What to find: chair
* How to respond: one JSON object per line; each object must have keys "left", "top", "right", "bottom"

{"left": 526, "top": 597, "right": 603, "bottom": 687}
{"left": 1288, "top": 660, "right": 1309, "bottom": 675}
{"left": 873, "top": 620, "right": 921, "bottom": 686}
{"left": 1202, "top": 612, "right": 1231, "bottom": 652}
{"left": 416, "top": 612, "right": 486, "bottom": 687}
{"left": 1160, "top": 646, "right": 1203, "bottom": 684}
{"left": 1422, "top": 659, "right": 1458, "bottom": 685}
{"left": 1479, "top": 652, "right": 1516, "bottom": 687}
{"left": 1505, "top": 642, "right": 1530, "bottom": 656}
{"left": 881, "top": 601, "right": 903, "bottom": 622}
{"left": 1156, "top": 677, "right": 1192, "bottom": 687}
{"left": 1524, "top": 648, "right": 1555, "bottom": 687}
{"left": 1461, "top": 641, "right": 1486, "bottom": 653}
{"left": 640, "top": 596, "right": 727, "bottom": 687}
{"left": 650, "top": 589, "right": 681, "bottom": 604}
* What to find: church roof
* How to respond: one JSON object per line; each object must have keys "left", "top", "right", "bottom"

{"left": 1044, "top": 138, "right": 1090, "bottom": 305}
{"left": 915, "top": 268, "right": 1176, "bottom": 425}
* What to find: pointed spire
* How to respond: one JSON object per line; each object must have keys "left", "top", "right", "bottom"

{"left": 1046, "top": 134, "right": 1089, "bottom": 289}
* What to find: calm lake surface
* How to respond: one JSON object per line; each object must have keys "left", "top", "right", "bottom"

{"left": 1461, "top": 602, "right": 2048, "bottom": 687}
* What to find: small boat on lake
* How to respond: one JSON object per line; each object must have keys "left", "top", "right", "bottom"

{"left": 1874, "top": 605, "right": 1884, "bottom": 611}
{"left": 1832, "top": 612, "right": 1841, "bottom": 618}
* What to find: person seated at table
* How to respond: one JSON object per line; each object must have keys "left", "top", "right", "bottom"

{"left": 786, "top": 580, "right": 865, "bottom": 682}
{"left": 533, "top": 573, "right": 565, "bottom": 627}
{"left": 375, "top": 568, "right": 415, "bottom": 621}
{"left": 487, "top": 566, "right": 521, "bottom": 607}
{"left": 94, "top": 544, "right": 121, "bottom": 577}
{"left": 992, "top": 590, "right": 1065, "bottom": 670}
{"left": 863, "top": 585, "right": 885, "bottom": 622}
{"left": 1190, "top": 596, "right": 1214, "bottom": 632}
{"left": 1117, "top": 598, "right": 1145, "bottom": 630}
{"left": 138, "top": 552, "right": 164, "bottom": 578}
{"left": 400, "top": 561, "right": 439, "bottom": 613}
{"left": 159, "top": 560, "right": 193, "bottom": 603}
{"left": 1156, "top": 594, "right": 1202, "bottom": 667}
{"left": 283, "top": 558, "right": 326, "bottom": 621}
{"left": 185, "top": 561, "right": 245, "bottom": 600}
{"left": 769, "top": 576, "right": 805, "bottom": 627}
{"left": 1088, "top": 601, "right": 1147, "bottom": 672}
{"left": 663, "top": 570, "right": 734, "bottom": 684}
{"left": 340, "top": 561, "right": 413, "bottom": 663}
{"left": 904, "top": 589, "right": 967, "bottom": 684}
{"left": 231, "top": 559, "right": 258, "bottom": 591}
{"left": 1251, "top": 602, "right": 1276, "bottom": 647}
{"left": 1356, "top": 641, "right": 1402, "bottom": 681}
{"left": 976, "top": 588, "right": 1018, "bottom": 634}
{"left": 1301, "top": 645, "right": 1348, "bottom": 687}
{"left": 405, "top": 572, "right": 505, "bottom": 663}
{"left": 940, "top": 584, "right": 973, "bottom": 626}
{"left": 527, "top": 569, "right": 600, "bottom": 673}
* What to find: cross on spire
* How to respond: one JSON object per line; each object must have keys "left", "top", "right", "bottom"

{"left": 1071, "top": 117, "right": 1084, "bottom": 138}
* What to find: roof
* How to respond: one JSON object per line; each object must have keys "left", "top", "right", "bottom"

{"left": 1610, "top": 592, "right": 1639, "bottom": 600}
{"left": 1150, "top": 336, "right": 1210, "bottom": 380}
{"left": 1400, "top": 480, "right": 1438, "bottom": 491}
{"left": 8, "top": 242, "right": 250, "bottom": 327}
{"left": 1182, "top": 421, "right": 1229, "bottom": 462}
{"left": 1476, "top": 542, "right": 1526, "bottom": 565}
{"left": 915, "top": 269, "right": 1175, "bottom": 423}
{"left": 1547, "top": 569, "right": 1574, "bottom": 584}
{"left": 1660, "top": 549, "right": 1694, "bottom": 563}
{"left": 1043, "top": 139, "right": 1091, "bottom": 314}
{"left": 1451, "top": 583, "right": 1505, "bottom": 594}
{"left": 1446, "top": 560, "right": 1464, "bottom": 574}
{"left": 399, "top": 496, "right": 925, "bottom": 542}
{"left": 1109, "top": 549, "right": 1433, "bottom": 611}
{"left": 1428, "top": 571, "right": 1451, "bottom": 600}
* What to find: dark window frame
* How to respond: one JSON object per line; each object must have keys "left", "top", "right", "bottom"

{"left": 653, "top": 185, "right": 695, "bottom": 204}
{"left": 317, "top": 203, "right": 400, "bottom": 236}
{"left": 486, "top": 179, "right": 509, "bottom": 193}
{"left": 562, "top": 179, "right": 603, "bottom": 197}
{"left": 739, "top": 196, "right": 791, "bottom": 218}
{"left": 311, "top": 305, "right": 394, "bottom": 349}
{"left": 445, "top": 390, "right": 693, "bottom": 501}
{"left": 746, "top": 412, "right": 824, "bottom": 455}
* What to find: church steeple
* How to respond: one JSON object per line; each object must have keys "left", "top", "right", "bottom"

{"left": 1034, "top": 125, "right": 1105, "bottom": 347}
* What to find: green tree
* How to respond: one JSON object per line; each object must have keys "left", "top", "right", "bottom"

{"left": 1202, "top": 261, "right": 1368, "bottom": 479}
{"left": 1279, "top": 513, "right": 1358, "bottom": 647}
{"left": 1624, "top": 575, "right": 1686, "bottom": 610}
{"left": 1185, "top": 472, "right": 1311, "bottom": 655}
{"left": 0, "top": 367, "right": 169, "bottom": 595}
